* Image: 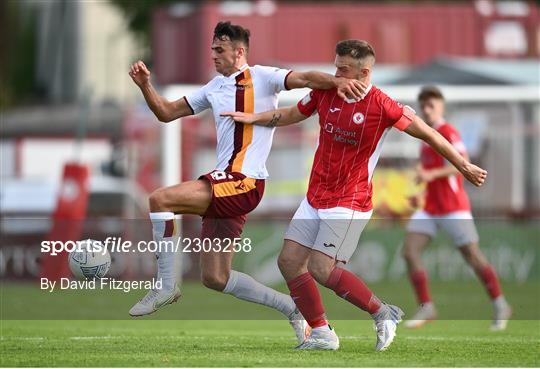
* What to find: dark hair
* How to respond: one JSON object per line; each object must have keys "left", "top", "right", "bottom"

{"left": 213, "top": 21, "right": 250, "bottom": 49}
{"left": 335, "top": 39, "right": 375, "bottom": 62}
{"left": 418, "top": 86, "right": 444, "bottom": 101}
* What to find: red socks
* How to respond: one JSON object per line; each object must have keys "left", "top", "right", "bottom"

{"left": 479, "top": 264, "right": 502, "bottom": 299}
{"left": 325, "top": 267, "right": 381, "bottom": 314}
{"left": 287, "top": 272, "right": 328, "bottom": 328}
{"left": 409, "top": 270, "right": 432, "bottom": 304}
{"left": 409, "top": 266, "right": 502, "bottom": 303}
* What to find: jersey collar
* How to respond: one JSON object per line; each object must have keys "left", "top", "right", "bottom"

{"left": 227, "top": 64, "right": 249, "bottom": 80}
{"left": 344, "top": 83, "right": 373, "bottom": 103}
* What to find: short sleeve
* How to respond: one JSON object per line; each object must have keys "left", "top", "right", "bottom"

{"left": 254, "top": 65, "right": 292, "bottom": 93}
{"left": 185, "top": 82, "right": 212, "bottom": 115}
{"left": 297, "top": 90, "right": 320, "bottom": 117}
{"left": 380, "top": 92, "right": 415, "bottom": 131}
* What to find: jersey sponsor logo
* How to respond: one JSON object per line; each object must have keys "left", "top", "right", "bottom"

{"left": 325, "top": 124, "right": 358, "bottom": 145}
{"left": 329, "top": 107, "right": 341, "bottom": 113}
{"left": 352, "top": 112, "right": 365, "bottom": 125}
{"left": 324, "top": 122, "right": 334, "bottom": 133}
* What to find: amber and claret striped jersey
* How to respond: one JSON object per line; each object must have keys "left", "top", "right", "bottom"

{"left": 185, "top": 64, "right": 291, "bottom": 179}
{"left": 421, "top": 122, "right": 471, "bottom": 215}
{"left": 297, "top": 85, "right": 415, "bottom": 212}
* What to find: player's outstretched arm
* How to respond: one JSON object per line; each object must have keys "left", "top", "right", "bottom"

{"left": 286, "top": 71, "right": 367, "bottom": 101}
{"left": 404, "top": 116, "right": 487, "bottom": 187}
{"left": 416, "top": 161, "right": 463, "bottom": 183}
{"left": 221, "top": 105, "right": 307, "bottom": 128}
{"left": 129, "top": 60, "right": 192, "bottom": 123}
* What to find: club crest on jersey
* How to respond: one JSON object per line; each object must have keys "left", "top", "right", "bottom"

{"left": 235, "top": 78, "right": 252, "bottom": 91}
{"left": 352, "top": 112, "right": 365, "bottom": 125}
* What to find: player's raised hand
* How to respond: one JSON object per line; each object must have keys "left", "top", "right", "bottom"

{"left": 220, "top": 111, "right": 256, "bottom": 124}
{"left": 461, "top": 162, "right": 487, "bottom": 187}
{"left": 129, "top": 60, "right": 151, "bottom": 87}
{"left": 336, "top": 78, "right": 368, "bottom": 101}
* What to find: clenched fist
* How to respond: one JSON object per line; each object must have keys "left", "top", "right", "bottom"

{"left": 461, "top": 162, "right": 487, "bottom": 187}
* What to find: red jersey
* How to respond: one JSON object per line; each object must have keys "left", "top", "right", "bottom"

{"left": 420, "top": 122, "right": 471, "bottom": 215}
{"left": 297, "top": 85, "right": 414, "bottom": 211}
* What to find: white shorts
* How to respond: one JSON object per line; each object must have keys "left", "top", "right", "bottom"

{"left": 284, "top": 198, "right": 373, "bottom": 263}
{"left": 406, "top": 210, "right": 479, "bottom": 247}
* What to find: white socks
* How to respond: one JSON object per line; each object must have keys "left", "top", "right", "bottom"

{"left": 149, "top": 212, "right": 178, "bottom": 292}
{"left": 223, "top": 270, "right": 296, "bottom": 318}
{"left": 493, "top": 295, "right": 508, "bottom": 309}
{"left": 150, "top": 212, "right": 296, "bottom": 318}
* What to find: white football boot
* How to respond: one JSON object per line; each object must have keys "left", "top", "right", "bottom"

{"left": 129, "top": 284, "right": 181, "bottom": 317}
{"left": 295, "top": 325, "right": 339, "bottom": 350}
{"left": 288, "top": 308, "right": 311, "bottom": 345}
{"left": 491, "top": 297, "right": 512, "bottom": 331}
{"left": 373, "top": 304, "right": 404, "bottom": 352}
{"left": 404, "top": 302, "right": 437, "bottom": 329}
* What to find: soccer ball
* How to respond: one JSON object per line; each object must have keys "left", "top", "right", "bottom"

{"left": 69, "top": 239, "right": 111, "bottom": 280}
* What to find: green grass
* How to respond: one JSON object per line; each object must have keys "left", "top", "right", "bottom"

{"left": 2, "top": 280, "right": 539, "bottom": 320}
{"left": 1, "top": 320, "right": 539, "bottom": 367}
{"left": 1, "top": 282, "right": 539, "bottom": 367}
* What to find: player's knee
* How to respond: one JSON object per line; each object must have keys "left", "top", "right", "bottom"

{"left": 459, "top": 244, "right": 476, "bottom": 261}
{"left": 402, "top": 244, "right": 418, "bottom": 262}
{"left": 277, "top": 253, "right": 303, "bottom": 276}
{"left": 201, "top": 271, "right": 229, "bottom": 292}
{"left": 307, "top": 258, "right": 332, "bottom": 285}
{"left": 460, "top": 244, "right": 485, "bottom": 268}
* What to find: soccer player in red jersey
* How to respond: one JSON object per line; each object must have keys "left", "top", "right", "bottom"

{"left": 402, "top": 86, "right": 511, "bottom": 331}
{"left": 222, "top": 40, "right": 487, "bottom": 351}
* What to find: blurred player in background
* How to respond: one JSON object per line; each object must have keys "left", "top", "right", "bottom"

{"left": 128, "top": 21, "right": 365, "bottom": 344}
{"left": 402, "top": 86, "right": 512, "bottom": 331}
{"left": 222, "top": 40, "right": 487, "bottom": 351}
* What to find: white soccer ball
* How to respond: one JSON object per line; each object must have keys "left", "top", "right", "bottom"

{"left": 69, "top": 239, "right": 111, "bottom": 280}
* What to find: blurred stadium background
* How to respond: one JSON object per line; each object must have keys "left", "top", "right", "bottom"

{"left": 1, "top": 0, "right": 539, "bottom": 316}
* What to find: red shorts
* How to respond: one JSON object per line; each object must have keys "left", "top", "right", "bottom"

{"left": 199, "top": 170, "right": 265, "bottom": 239}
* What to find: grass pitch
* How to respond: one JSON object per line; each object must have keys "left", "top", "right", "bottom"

{"left": 1, "top": 282, "right": 539, "bottom": 367}
{"left": 1, "top": 319, "right": 539, "bottom": 367}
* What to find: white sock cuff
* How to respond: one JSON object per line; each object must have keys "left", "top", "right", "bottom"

{"left": 493, "top": 295, "right": 507, "bottom": 305}
{"left": 223, "top": 270, "right": 239, "bottom": 294}
{"left": 150, "top": 212, "right": 175, "bottom": 221}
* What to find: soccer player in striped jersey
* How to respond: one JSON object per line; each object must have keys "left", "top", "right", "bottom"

{"left": 128, "top": 21, "right": 365, "bottom": 344}
{"left": 222, "top": 39, "right": 487, "bottom": 351}
{"left": 402, "top": 86, "right": 511, "bottom": 331}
